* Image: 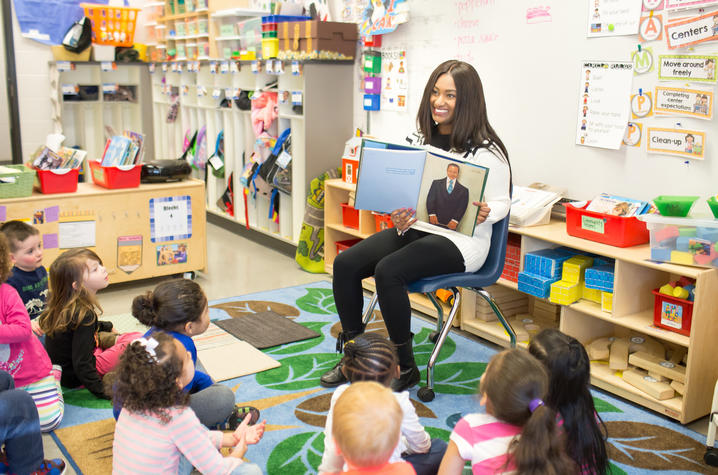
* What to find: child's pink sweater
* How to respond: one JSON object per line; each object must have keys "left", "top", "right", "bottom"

{"left": 0, "top": 283, "right": 52, "bottom": 386}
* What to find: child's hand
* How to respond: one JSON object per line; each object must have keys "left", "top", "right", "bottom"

{"left": 31, "top": 320, "right": 44, "bottom": 336}
{"left": 229, "top": 429, "right": 248, "bottom": 459}
{"left": 232, "top": 414, "right": 266, "bottom": 446}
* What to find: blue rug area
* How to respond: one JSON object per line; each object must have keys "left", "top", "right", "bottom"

{"left": 52, "top": 281, "right": 712, "bottom": 474}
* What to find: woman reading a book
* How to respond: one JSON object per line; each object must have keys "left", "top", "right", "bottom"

{"left": 321, "top": 60, "right": 512, "bottom": 391}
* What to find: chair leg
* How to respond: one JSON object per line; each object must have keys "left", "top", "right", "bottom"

{"left": 418, "top": 287, "right": 460, "bottom": 403}
{"left": 474, "top": 288, "right": 516, "bottom": 348}
{"left": 426, "top": 292, "right": 444, "bottom": 343}
{"left": 361, "top": 292, "right": 379, "bottom": 328}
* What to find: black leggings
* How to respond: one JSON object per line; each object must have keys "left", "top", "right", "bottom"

{"left": 332, "top": 228, "right": 465, "bottom": 345}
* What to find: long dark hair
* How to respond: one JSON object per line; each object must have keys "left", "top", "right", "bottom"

{"left": 132, "top": 279, "right": 207, "bottom": 331}
{"left": 529, "top": 329, "right": 609, "bottom": 474}
{"left": 341, "top": 333, "right": 398, "bottom": 386}
{"left": 481, "top": 349, "right": 576, "bottom": 474}
{"left": 416, "top": 60, "right": 509, "bottom": 163}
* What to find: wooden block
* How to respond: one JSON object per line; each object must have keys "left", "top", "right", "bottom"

{"left": 507, "top": 318, "right": 530, "bottom": 341}
{"left": 587, "top": 337, "right": 612, "bottom": 360}
{"left": 628, "top": 351, "right": 686, "bottom": 383}
{"left": 627, "top": 335, "right": 666, "bottom": 359}
{"left": 623, "top": 368, "right": 675, "bottom": 400}
{"left": 669, "top": 347, "right": 687, "bottom": 365}
{"left": 647, "top": 371, "right": 669, "bottom": 383}
{"left": 609, "top": 338, "right": 629, "bottom": 370}
{"left": 670, "top": 380, "right": 685, "bottom": 396}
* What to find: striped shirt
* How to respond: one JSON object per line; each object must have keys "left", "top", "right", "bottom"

{"left": 18, "top": 372, "right": 64, "bottom": 432}
{"left": 450, "top": 413, "right": 522, "bottom": 474}
{"left": 113, "top": 406, "right": 242, "bottom": 475}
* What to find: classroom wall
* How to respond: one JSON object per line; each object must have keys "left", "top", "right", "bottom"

{"left": 349, "top": 0, "right": 718, "bottom": 215}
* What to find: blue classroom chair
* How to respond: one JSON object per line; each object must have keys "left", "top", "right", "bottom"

{"left": 361, "top": 216, "right": 517, "bottom": 402}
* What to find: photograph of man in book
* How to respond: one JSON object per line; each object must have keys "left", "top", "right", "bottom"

{"left": 426, "top": 163, "right": 470, "bottom": 230}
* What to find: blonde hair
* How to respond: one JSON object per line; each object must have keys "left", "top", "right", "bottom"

{"left": 332, "top": 381, "right": 402, "bottom": 469}
{"left": 40, "top": 248, "right": 103, "bottom": 337}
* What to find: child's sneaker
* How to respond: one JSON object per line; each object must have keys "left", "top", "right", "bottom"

{"left": 27, "top": 458, "right": 66, "bottom": 475}
{"left": 224, "top": 405, "right": 260, "bottom": 430}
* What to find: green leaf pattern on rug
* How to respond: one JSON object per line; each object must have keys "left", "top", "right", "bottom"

{"left": 264, "top": 322, "right": 327, "bottom": 356}
{"left": 425, "top": 426, "right": 452, "bottom": 442}
{"left": 62, "top": 388, "right": 113, "bottom": 409}
{"left": 256, "top": 353, "right": 340, "bottom": 390}
{"left": 413, "top": 327, "right": 455, "bottom": 367}
{"left": 420, "top": 362, "right": 487, "bottom": 395}
{"left": 593, "top": 396, "right": 622, "bottom": 413}
{"left": 608, "top": 462, "right": 627, "bottom": 475}
{"left": 266, "top": 431, "right": 324, "bottom": 474}
{"left": 296, "top": 288, "right": 337, "bottom": 315}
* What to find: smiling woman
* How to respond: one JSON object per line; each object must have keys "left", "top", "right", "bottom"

{"left": 321, "top": 60, "right": 513, "bottom": 392}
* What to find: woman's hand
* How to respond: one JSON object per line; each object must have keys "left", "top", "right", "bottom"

{"left": 390, "top": 208, "right": 416, "bottom": 233}
{"left": 473, "top": 201, "right": 491, "bottom": 225}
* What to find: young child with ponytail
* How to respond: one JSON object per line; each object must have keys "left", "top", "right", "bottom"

{"left": 438, "top": 348, "right": 576, "bottom": 474}
{"left": 319, "top": 333, "right": 446, "bottom": 475}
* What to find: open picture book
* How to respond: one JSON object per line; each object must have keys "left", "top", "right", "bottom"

{"left": 354, "top": 139, "right": 489, "bottom": 237}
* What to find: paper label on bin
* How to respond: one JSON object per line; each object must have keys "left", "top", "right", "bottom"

{"left": 209, "top": 155, "right": 223, "bottom": 170}
{"left": 581, "top": 215, "right": 605, "bottom": 234}
{"left": 660, "top": 301, "right": 682, "bottom": 329}
{"left": 276, "top": 150, "right": 291, "bottom": 168}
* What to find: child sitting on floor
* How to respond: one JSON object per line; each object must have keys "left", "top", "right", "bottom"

{"left": 529, "top": 329, "right": 609, "bottom": 475}
{"left": 0, "top": 233, "right": 63, "bottom": 431}
{"left": 132, "top": 279, "right": 257, "bottom": 428}
{"left": 438, "top": 348, "right": 576, "bottom": 474}
{"left": 41, "top": 249, "right": 140, "bottom": 399}
{"left": 332, "top": 381, "right": 415, "bottom": 474}
{"left": 111, "top": 332, "right": 265, "bottom": 475}
{"left": 319, "top": 333, "right": 446, "bottom": 475}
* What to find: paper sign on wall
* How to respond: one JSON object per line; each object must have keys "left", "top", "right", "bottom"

{"left": 156, "top": 243, "right": 188, "bottom": 266}
{"left": 117, "top": 235, "right": 142, "bottom": 274}
{"left": 639, "top": 14, "right": 663, "bottom": 42}
{"left": 587, "top": 0, "right": 643, "bottom": 37}
{"left": 59, "top": 220, "right": 96, "bottom": 248}
{"left": 665, "top": 0, "right": 718, "bottom": 11}
{"left": 647, "top": 127, "right": 706, "bottom": 159}
{"left": 631, "top": 91, "right": 654, "bottom": 118}
{"left": 381, "top": 49, "right": 408, "bottom": 112}
{"left": 577, "top": 61, "right": 635, "bottom": 150}
{"left": 150, "top": 196, "right": 192, "bottom": 243}
{"left": 665, "top": 10, "right": 718, "bottom": 49}
{"left": 658, "top": 54, "right": 717, "bottom": 83}
{"left": 623, "top": 121, "right": 643, "bottom": 146}
{"left": 654, "top": 86, "right": 714, "bottom": 119}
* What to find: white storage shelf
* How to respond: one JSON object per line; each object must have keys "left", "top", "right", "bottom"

{"left": 150, "top": 60, "right": 353, "bottom": 245}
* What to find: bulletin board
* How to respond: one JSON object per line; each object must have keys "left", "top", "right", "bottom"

{"left": 358, "top": 0, "right": 718, "bottom": 213}
{"left": 0, "top": 179, "right": 207, "bottom": 284}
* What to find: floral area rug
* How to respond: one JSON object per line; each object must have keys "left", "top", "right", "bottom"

{"left": 52, "top": 281, "right": 713, "bottom": 474}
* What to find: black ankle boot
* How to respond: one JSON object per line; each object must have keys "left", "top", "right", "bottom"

{"left": 391, "top": 337, "right": 420, "bottom": 392}
{"left": 320, "top": 330, "right": 362, "bottom": 388}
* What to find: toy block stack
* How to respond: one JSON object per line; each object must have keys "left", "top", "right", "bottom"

{"left": 528, "top": 297, "right": 561, "bottom": 322}
{"left": 549, "top": 255, "right": 593, "bottom": 305}
{"left": 517, "top": 248, "right": 573, "bottom": 298}
{"left": 500, "top": 233, "right": 521, "bottom": 283}
{"left": 584, "top": 264, "right": 615, "bottom": 312}
{"left": 472, "top": 284, "right": 529, "bottom": 322}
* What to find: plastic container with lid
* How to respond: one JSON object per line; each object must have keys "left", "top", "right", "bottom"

{"left": 638, "top": 214, "right": 718, "bottom": 268}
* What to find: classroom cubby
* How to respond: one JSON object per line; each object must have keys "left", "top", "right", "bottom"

{"left": 459, "top": 220, "right": 718, "bottom": 423}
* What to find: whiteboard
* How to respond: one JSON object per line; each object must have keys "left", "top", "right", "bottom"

{"left": 353, "top": 0, "right": 718, "bottom": 215}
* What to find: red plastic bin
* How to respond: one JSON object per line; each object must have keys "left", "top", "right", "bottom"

{"left": 341, "top": 203, "right": 360, "bottom": 229}
{"left": 336, "top": 238, "right": 362, "bottom": 255}
{"left": 564, "top": 202, "right": 649, "bottom": 248}
{"left": 652, "top": 288, "right": 693, "bottom": 336}
{"left": 34, "top": 167, "right": 79, "bottom": 194}
{"left": 89, "top": 160, "right": 141, "bottom": 189}
{"left": 373, "top": 212, "right": 394, "bottom": 232}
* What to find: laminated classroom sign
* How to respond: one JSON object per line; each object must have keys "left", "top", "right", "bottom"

{"left": 156, "top": 243, "right": 188, "bottom": 266}
{"left": 380, "top": 49, "right": 408, "bottom": 112}
{"left": 646, "top": 127, "right": 706, "bottom": 159}
{"left": 360, "top": 0, "right": 408, "bottom": 36}
{"left": 149, "top": 196, "right": 192, "bottom": 243}
{"left": 587, "top": 0, "right": 642, "bottom": 37}
{"left": 623, "top": 121, "right": 643, "bottom": 147}
{"left": 639, "top": 13, "right": 663, "bottom": 42}
{"left": 642, "top": 0, "right": 664, "bottom": 11}
{"left": 664, "top": 10, "right": 718, "bottom": 49}
{"left": 632, "top": 46, "right": 655, "bottom": 74}
{"left": 665, "top": 0, "right": 718, "bottom": 11}
{"left": 631, "top": 91, "right": 654, "bottom": 118}
{"left": 658, "top": 54, "right": 718, "bottom": 83}
{"left": 117, "top": 235, "right": 142, "bottom": 274}
{"left": 654, "top": 86, "right": 714, "bottom": 119}
{"left": 577, "top": 61, "right": 635, "bottom": 150}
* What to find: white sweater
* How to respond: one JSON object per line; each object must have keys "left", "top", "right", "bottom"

{"left": 318, "top": 383, "right": 431, "bottom": 473}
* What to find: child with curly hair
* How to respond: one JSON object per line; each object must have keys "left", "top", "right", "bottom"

{"left": 111, "top": 332, "right": 265, "bottom": 474}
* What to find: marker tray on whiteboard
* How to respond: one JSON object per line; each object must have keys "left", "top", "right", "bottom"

{"left": 89, "top": 160, "right": 141, "bottom": 189}
{"left": 564, "top": 202, "right": 649, "bottom": 248}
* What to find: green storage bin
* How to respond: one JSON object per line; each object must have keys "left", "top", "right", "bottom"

{"left": 653, "top": 195, "right": 699, "bottom": 217}
{"left": 0, "top": 165, "right": 35, "bottom": 198}
{"left": 708, "top": 196, "right": 718, "bottom": 219}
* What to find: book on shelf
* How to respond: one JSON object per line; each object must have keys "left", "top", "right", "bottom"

{"left": 585, "top": 193, "right": 650, "bottom": 217}
{"left": 31, "top": 146, "right": 86, "bottom": 170}
{"left": 354, "top": 138, "right": 489, "bottom": 237}
{"left": 101, "top": 131, "right": 144, "bottom": 167}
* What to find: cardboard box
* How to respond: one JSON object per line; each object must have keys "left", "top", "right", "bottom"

{"left": 51, "top": 45, "right": 91, "bottom": 62}
{"left": 277, "top": 20, "right": 358, "bottom": 60}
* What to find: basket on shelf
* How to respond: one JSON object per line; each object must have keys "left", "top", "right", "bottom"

{"left": 0, "top": 165, "right": 35, "bottom": 198}
{"left": 81, "top": 3, "right": 140, "bottom": 47}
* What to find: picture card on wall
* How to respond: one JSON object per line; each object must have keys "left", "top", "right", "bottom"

{"left": 149, "top": 195, "right": 192, "bottom": 243}
{"left": 658, "top": 54, "right": 717, "bottom": 83}
{"left": 654, "top": 86, "right": 713, "bottom": 119}
{"left": 587, "top": 0, "right": 643, "bottom": 37}
{"left": 646, "top": 127, "right": 706, "bottom": 159}
{"left": 665, "top": 10, "right": 718, "bottom": 49}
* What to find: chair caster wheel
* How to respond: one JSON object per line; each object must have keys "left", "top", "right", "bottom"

{"left": 417, "top": 386, "right": 435, "bottom": 402}
{"left": 429, "top": 331, "right": 439, "bottom": 343}
{"left": 182, "top": 271, "right": 196, "bottom": 280}
{"left": 705, "top": 447, "right": 718, "bottom": 467}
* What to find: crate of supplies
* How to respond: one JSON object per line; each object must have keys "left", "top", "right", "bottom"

{"left": 277, "top": 20, "right": 357, "bottom": 60}
{"left": 652, "top": 288, "right": 693, "bottom": 336}
{"left": 336, "top": 238, "right": 361, "bottom": 255}
{"left": 639, "top": 214, "right": 718, "bottom": 269}
{"left": 340, "top": 203, "right": 359, "bottom": 229}
{"left": 0, "top": 165, "right": 35, "bottom": 198}
{"left": 565, "top": 201, "right": 649, "bottom": 247}
{"left": 34, "top": 168, "right": 79, "bottom": 194}
{"left": 80, "top": 3, "right": 140, "bottom": 47}
{"left": 373, "top": 212, "right": 394, "bottom": 232}
{"left": 89, "top": 160, "right": 141, "bottom": 189}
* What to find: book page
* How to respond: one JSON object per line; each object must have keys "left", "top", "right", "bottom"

{"left": 354, "top": 148, "right": 426, "bottom": 213}
{"left": 414, "top": 152, "right": 488, "bottom": 237}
